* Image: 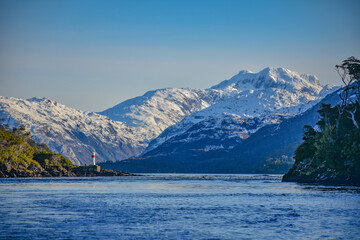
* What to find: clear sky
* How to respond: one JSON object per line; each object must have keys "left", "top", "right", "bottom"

{"left": 0, "top": 0, "right": 359, "bottom": 112}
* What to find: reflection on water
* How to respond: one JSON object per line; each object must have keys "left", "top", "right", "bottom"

{"left": 0, "top": 174, "right": 359, "bottom": 240}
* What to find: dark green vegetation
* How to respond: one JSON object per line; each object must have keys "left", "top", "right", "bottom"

{"left": 283, "top": 57, "right": 360, "bottom": 185}
{"left": 0, "top": 125, "right": 133, "bottom": 177}
{"left": 0, "top": 125, "right": 71, "bottom": 177}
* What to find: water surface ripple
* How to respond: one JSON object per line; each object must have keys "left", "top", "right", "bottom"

{"left": 0, "top": 174, "right": 359, "bottom": 239}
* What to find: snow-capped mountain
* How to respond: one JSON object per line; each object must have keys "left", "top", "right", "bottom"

{"left": 0, "top": 89, "right": 229, "bottom": 165}
{"left": 99, "top": 88, "right": 228, "bottom": 145}
{"left": 104, "top": 87, "right": 343, "bottom": 174}
{"left": 0, "top": 97, "right": 146, "bottom": 165}
{"left": 211, "top": 67, "right": 323, "bottom": 93}
{"left": 0, "top": 89, "right": 228, "bottom": 165}
{"left": 143, "top": 67, "right": 337, "bottom": 155}
{"left": 0, "top": 67, "right": 338, "bottom": 166}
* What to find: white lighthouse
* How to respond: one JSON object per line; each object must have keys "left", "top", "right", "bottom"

{"left": 92, "top": 152, "right": 96, "bottom": 165}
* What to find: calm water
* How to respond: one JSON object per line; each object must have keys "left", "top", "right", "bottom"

{"left": 0, "top": 174, "right": 359, "bottom": 240}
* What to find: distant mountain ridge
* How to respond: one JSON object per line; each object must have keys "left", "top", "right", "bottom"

{"left": 142, "top": 67, "right": 336, "bottom": 155}
{"left": 211, "top": 67, "right": 322, "bottom": 93}
{"left": 102, "top": 87, "right": 343, "bottom": 173}
{"left": 0, "top": 67, "right": 338, "bottom": 166}
{"left": 98, "top": 88, "right": 227, "bottom": 145}
{"left": 0, "top": 97, "right": 145, "bottom": 165}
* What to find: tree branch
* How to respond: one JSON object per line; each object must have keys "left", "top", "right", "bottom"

{"left": 347, "top": 107, "right": 359, "bottom": 129}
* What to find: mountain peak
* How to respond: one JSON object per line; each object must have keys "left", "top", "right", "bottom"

{"left": 27, "top": 97, "right": 48, "bottom": 102}
{"left": 211, "top": 67, "right": 322, "bottom": 94}
{"left": 238, "top": 70, "right": 253, "bottom": 74}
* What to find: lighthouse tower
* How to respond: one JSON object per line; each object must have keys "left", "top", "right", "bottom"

{"left": 92, "top": 152, "right": 96, "bottom": 165}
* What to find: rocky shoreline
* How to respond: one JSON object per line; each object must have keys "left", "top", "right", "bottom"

{"left": 282, "top": 171, "right": 360, "bottom": 186}
{"left": 0, "top": 165, "right": 136, "bottom": 178}
{"left": 282, "top": 157, "right": 360, "bottom": 186}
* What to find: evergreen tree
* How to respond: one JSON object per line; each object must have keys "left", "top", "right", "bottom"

{"left": 283, "top": 57, "right": 360, "bottom": 185}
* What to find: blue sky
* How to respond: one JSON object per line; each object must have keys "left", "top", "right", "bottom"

{"left": 0, "top": 0, "right": 359, "bottom": 111}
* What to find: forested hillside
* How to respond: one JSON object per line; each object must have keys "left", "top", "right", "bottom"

{"left": 0, "top": 125, "right": 75, "bottom": 177}
{"left": 283, "top": 57, "right": 360, "bottom": 185}
{"left": 0, "top": 125, "right": 133, "bottom": 177}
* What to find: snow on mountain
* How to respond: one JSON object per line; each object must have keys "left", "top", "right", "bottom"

{"left": 143, "top": 67, "right": 337, "bottom": 155}
{"left": 99, "top": 88, "right": 231, "bottom": 144}
{"left": 0, "top": 88, "right": 228, "bottom": 165}
{"left": 211, "top": 67, "right": 322, "bottom": 93}
{"left": 0, "top": 96, "right": 146, "bottom": 165}
{"left": 107, "top": 86, "right": 344, "bottom": 174}
{"left": 0, "top": 67, "right": 338, "bottom": 166}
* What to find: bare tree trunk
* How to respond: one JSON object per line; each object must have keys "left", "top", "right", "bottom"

{"left": 347, "top": 107, "right": 359, "bottom": 129}
{"left": 336, "top": 105, "right": 344, "bottom": 132}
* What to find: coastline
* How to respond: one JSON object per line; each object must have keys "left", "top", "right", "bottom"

{"left": 0, "top": 167, "right": 137, "bottom": 178}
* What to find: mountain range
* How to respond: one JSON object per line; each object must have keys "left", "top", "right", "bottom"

{"left": 105, "top": 87, "right": 341, "bottom": 173}
{"left": 0, "top": 67, "right": 338, "bottom": 168}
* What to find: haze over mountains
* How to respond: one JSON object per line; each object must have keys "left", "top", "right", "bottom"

{"left": 0, "top": 67, "right": 338, "bottom": 167}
